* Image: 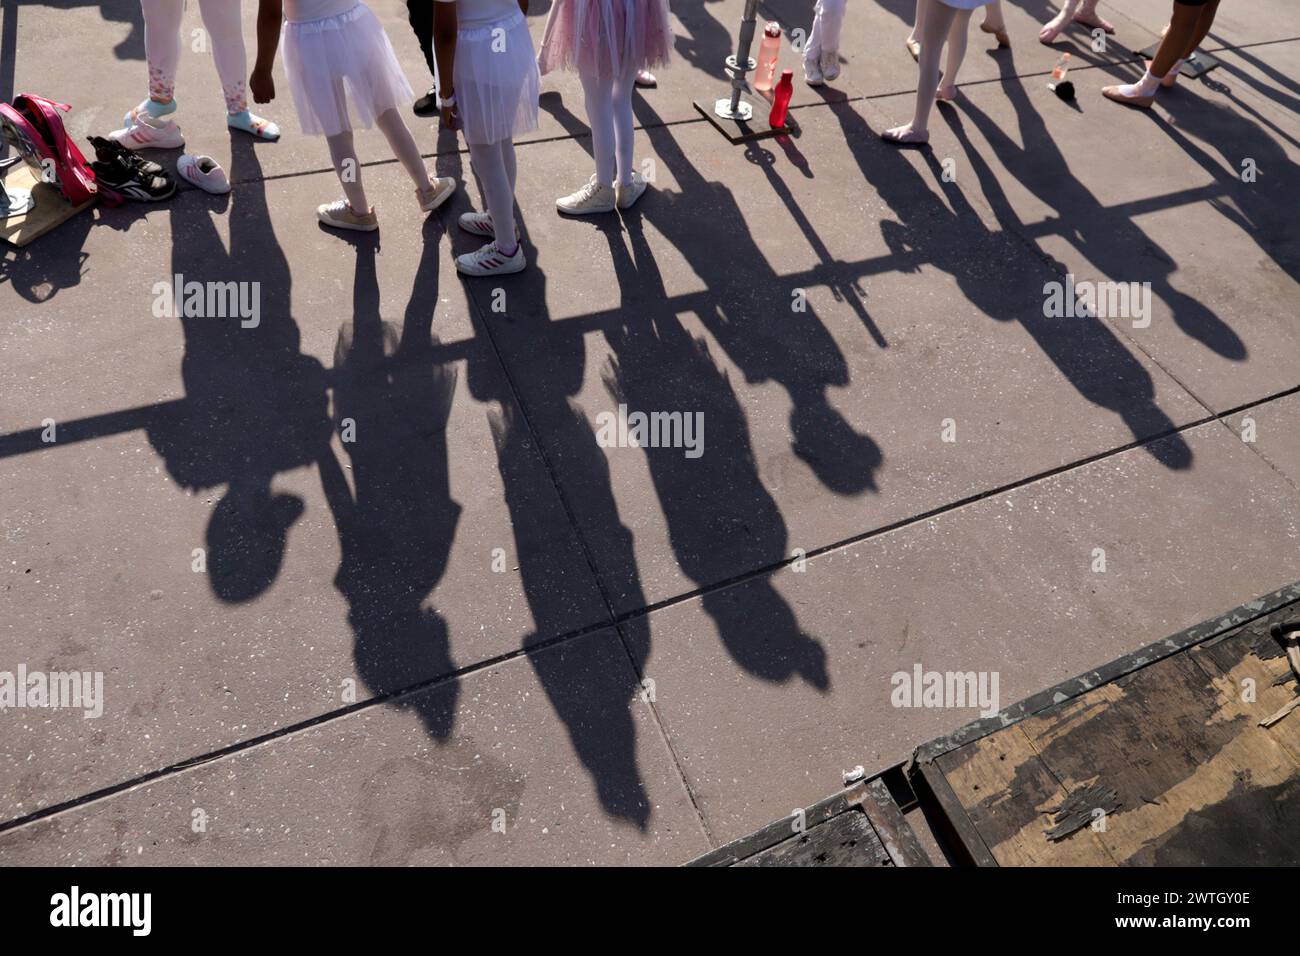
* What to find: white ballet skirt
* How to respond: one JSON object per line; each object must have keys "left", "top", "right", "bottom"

{"left": 282, "top": 2, "right": 414, "bottom": 137}
{"left": 453, "top": 8, "right": 540, "bottom": 146}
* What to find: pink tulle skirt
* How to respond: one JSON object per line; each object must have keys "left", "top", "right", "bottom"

{"left": 538, "top": 0, "right": 673, "bottom": 78}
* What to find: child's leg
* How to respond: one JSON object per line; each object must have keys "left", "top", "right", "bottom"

{"left": 884, "top": 0, "right": 957, "bottom": 142}
{"left": 611, "top": 65, "right": 638, "bottom": 187}
{"left": 1104, "top": 0, "right": 1204, "bottom": 102}
{"left": 938, "top": 9, "right": 974, "bottom": 98}
{"left": 1075, "top": 0, "right": 1115, "bottom": 33}
{"left": 982, "top": 1, "right": 1006, "bottom": 33}
{"left": 197, "top": 0, "right": 279, "bottom": 136}
{"left": 375, "top": 108, "right": 434, "bottom": 191}
{"left": 502, "top": 137, "right": 517, "bottom": 195}
{"left": 136, "top": 0, "right": 184, "bottom": 117}
{"left": 816, "top": 0, "right": 847, "bottom": 55}
{"left": 1183, "top": 0, "right": 1221, "bottom": 56}
{"left": 579, "top": 70, "right": 617, "bottom": 187}
{"left": 469, "top": 139, "right": 518, "bottom": 253}
{"left": 327, "top": 131, "right": 370, "bottom": 212}
{"left": 806, "top": 3, "right": 826, "bottom": 64}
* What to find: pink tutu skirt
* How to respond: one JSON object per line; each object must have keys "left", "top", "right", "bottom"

{"left": 538, "top": 0, "right": 673, "bottom": 78}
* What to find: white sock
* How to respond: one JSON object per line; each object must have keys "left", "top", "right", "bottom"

{"left": 1117, "top": 70, "right": 1161, "bottom": 98}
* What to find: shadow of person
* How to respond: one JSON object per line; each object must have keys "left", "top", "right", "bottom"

{"left": 598, "top": 220, "right": 831, "bottom": 690}
{"left": 958, "top": 54, "right": 1246, "bottom": 363}
{"left": 823, "top": 67, "right": 1195, "bottom": 468}
{"left": 146, "top": 133, "right": 331, "bottom": 603}
{"left": 1150, "top": 92, "right": 1300, "bottom": 287}
{"left": 316, "top": 227, "right": 461, "bottom": 741}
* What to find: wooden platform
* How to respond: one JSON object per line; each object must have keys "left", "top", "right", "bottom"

{"left": 913, "top": 586, "right": 1300, "bottom": 866}
{"left": 0, "top": 163, "right": 94, "bottom": 247}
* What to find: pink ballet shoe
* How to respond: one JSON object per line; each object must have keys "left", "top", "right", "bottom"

{"left": 881, "top": 124, "right": 929, "bottom": 145}
{"left": 1102, "top": 84, "right": 1154, "bottom": 109}
{"left": 905, "top": 37, "right": 921, "bottom": 61}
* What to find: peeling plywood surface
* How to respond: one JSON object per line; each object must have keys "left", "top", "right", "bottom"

{"left": 935, "top": 621, "right": 1300, "bottom": 865}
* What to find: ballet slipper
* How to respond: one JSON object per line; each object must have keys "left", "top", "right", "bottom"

{"left": 980, "top": 22, "right": 1011, "bottom": 47}
{"left": 936, "top": 84, "right": 958, "bottom": 102}
{"left": 1102, "top": 84, "right": 1154, "bottom": 108}
{"left": 905, "top": 37, "right": 921, "bottom": 61}
{"left": 1073, "top": 11, "right": 1115, "bottom": 34}
{"left": 881, "top": 124, "right": 929, "bottom": 144}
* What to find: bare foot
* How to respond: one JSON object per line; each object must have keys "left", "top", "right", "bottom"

{"left": 980, "top": 22, "right": 1011, "bottom": 47}
{"left": 881, "top": 123, "right": 929, "bottom": 144}
{"left": 936, "top": 84, "right": 958, "bottom": 102}
{"left": 1074, "top": 11, "right": 1115, "bottom": 34}
{"left": 905, "top": 37, "right": 920, "bottom": 61}
{"left": 1039, "top": 11, "right": 1070, "bottom": 44}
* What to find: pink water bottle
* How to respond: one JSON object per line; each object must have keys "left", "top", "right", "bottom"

{"left": 768, "top": 69, "right": 794, "bottom": 129}
{"left": 754, "top": 22, "right": 782, "bottom": 94}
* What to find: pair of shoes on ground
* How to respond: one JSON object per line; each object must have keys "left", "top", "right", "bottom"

{"left": 315, "top": 175, "right": 457, "bottom": 232}
{"left": 555, "top": 173, "right": 648, "bottom": 215}
{"left": 804, "top": 50, "right": 842, "bottom": 86}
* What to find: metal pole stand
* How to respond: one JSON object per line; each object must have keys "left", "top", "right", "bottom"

{"left": 694, "top": 0, "right": 788, "bottom": 143}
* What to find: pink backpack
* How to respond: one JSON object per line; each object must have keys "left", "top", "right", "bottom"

{"left": 0, "top": 93, "right": 99, "bottom": 205}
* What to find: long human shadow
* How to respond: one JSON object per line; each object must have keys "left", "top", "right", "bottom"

{"left": 442, "top": 126, "right": 653, "bottom": 826}
{"left": 953, "top": 52, "right": 1247, "bottom": 365}
{"left": 145, "top": 134, "right": 331, "bottom": 602}
{"left": 315, "top": 227, "right": 462, "bottom": 741}
{"left": 820, "top": 91, "right": 1195, "bottom": 468}
{"left": 1149, "top": 89, "right": 1300, "bottom": 291}
{"left": 532, "top": 98, "right": 849, "bottom": 679}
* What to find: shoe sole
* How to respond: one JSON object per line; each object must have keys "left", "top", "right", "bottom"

{"left": 318, "top": 215, "right": 378, "bottom": 232}
{"left": 419, "top": 189, "right": 455, "bottom": 213}
{"left": 456, "top": 258, "right": 525, "bottom": 277}
{"left": 1102, "top": 89, "right": 1154, "bottom": 108}
{"left": 556, "top": 202, "right": 616, "bottom": 216}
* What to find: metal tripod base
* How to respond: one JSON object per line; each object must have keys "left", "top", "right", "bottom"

{"left": 714, "top": 97, "right": 753, "bottom": 122}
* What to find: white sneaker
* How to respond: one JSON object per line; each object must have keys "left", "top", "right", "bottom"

{"left": 177, "top": 153, "right": 230, "bottom": 194}
{"left": 556, "top": 175, "right": 616, "bottom": 216}
{"left": 458, "top": 211, "right": 520, "bottom": 240}
{"left": 417, "top": 176, "right": 456, "bottom": 213}
{"left": 456, "top": 239, "right": 525, "bottom": 276}
{"left": 821, "top": 51, "right": 841, "bottom": 82}
{"left": 109, "top": 115, "right": 185, "bottom": 151}
{"left": 804, "top": 57, "right": 825, "bottom": 86}
{"left": 616, "top": 172, "right": 648, "bottom": 210}
{"left": 317, "top": 199, "right": 378, "bottom": 232}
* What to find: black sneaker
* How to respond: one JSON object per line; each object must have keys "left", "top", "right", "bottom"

{"left": 91, "top": 153, "right": 175, "bottom": 201}
{"left": 89, "top": 136, "right": 165, "bottom": 178}
{"left": 413, "top": 87, "right": 438, "bottom": 118}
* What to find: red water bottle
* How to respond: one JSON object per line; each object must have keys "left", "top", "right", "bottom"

{"left": 768, "top": 69, "right": 794, "bottom": 129}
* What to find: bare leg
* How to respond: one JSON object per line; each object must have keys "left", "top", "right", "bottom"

{"left": 1149, "top": 0, "right": 1221, "bottom": 86}
{"left": 906, "top": 0, "right": 924, "bottom": 60}
{"left": 884, "top": 0, "right": 957, "bottom": 143}
{"left": 1103, "top": 0, "right": 1209, "bottom": 106}
{"left": 980, "top": 1, "right": 1010, "bottom": 47}
{"left": 938, "top": 9, "right": 974, "bottom": 100}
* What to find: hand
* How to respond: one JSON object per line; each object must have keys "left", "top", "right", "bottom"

{"left": 250, "top": 67, "right": 275, "bottom": 104}
{"left": 440, "top": 104, "right": 459, "bottom": 130}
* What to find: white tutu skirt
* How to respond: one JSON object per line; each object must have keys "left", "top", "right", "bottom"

{"left": 282, "top": 3, "right": 414, "bottom": 137}
{"left": 455, "top": 10, "right": 539, "bottom": 146}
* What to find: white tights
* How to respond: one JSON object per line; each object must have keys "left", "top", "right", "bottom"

{"left": 580, "top": 64, "right": 638, "bottom": 188}
{"left": 140, "top": 0, "right": 250, "bottom": 113}
{"left": 326, "top": 108, "right": 432, "bottom": 213}
{"left": 469, "top": 138, "right": 519, "bottom": 253}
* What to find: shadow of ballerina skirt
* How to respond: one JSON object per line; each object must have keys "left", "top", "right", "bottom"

{"left": 537, "top": 0, "right": 674, "bottom": 78}
{"left": 455, "top": 10, "right": 540, "bottom": 146}
{"left": 282, "top": 3, "right": 414, "bottom": 137}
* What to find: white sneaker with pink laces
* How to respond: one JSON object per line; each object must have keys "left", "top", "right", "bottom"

{"left": 456, "top": 239, "right": 525, "bottom": 277}
{"left": 109, "top": 115, "right": 185, "bottom": 151}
